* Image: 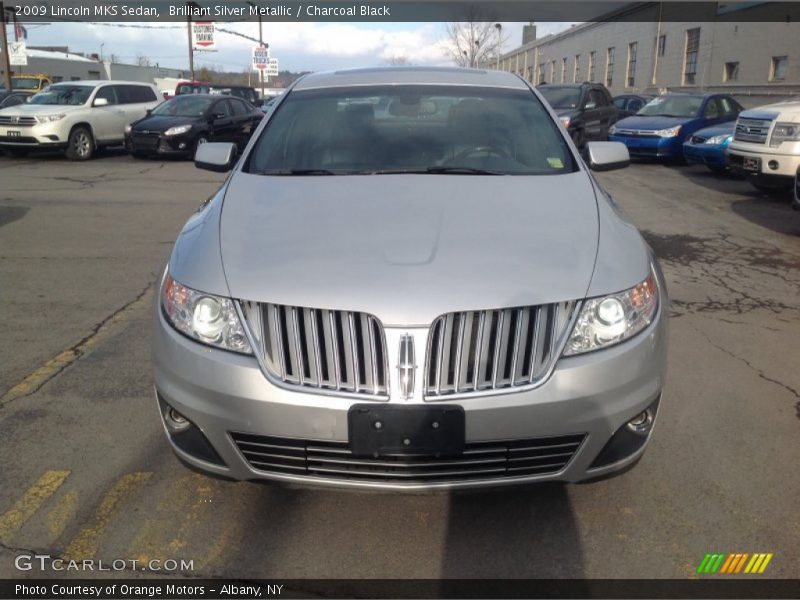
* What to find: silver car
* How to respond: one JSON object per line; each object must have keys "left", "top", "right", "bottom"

{"left": 153, "top": 67, "right": 668, "bottom": 491}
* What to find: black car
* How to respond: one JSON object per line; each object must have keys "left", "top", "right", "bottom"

{"left": 210, "top": 85, "right": 262, "bottom": 107}
{"left": 126, "top": 94, "right": 263, "bottom": 158}
{"left": 613, "top": 93, "right": 656, "bottom": 118}
{"left": 0, "top": 90, "right": 33, "bottom": 109}
{"left": 537, "top": 82, "right": 618, "bottom": 148}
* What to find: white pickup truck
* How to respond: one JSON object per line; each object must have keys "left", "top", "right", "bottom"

{"left": 727, "top": 99, "right": 800, "bottom": 193}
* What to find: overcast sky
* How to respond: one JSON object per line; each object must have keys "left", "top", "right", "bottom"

{"left": 17, "top": 21, "right": 574, "bottom": 72}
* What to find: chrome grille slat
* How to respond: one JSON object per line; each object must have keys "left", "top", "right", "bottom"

{"left": 231, "top": 432, "right": 586, "bottom": 483}
{"left": 0, "top": 115, "right": 37, "bottom": 127}
{"left": 240, "top": 303, "right": 388, "bottom": 397}
{"left": 426, "top": 301, "right": 577, "bottom": 398}
{"left": 734, "top": 117, "right": 773, "bottom": 144}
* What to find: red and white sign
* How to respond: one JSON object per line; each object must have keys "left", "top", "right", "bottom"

{"left": 192, "top": 22, "right": 215, "bottom": 49}
{"left": 252, "top": 44, "right": 269, "bottom": 70}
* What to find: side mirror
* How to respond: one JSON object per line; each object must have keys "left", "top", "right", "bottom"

{"left": 793, "top": 167, "right": 800, "bottom": 211}
{"left": 195, "top": 142, "right": 237, "bottom": 172}
{"left": 585, "top": 141, "right": 630, "bottom": 171}
{"left": 93, "top": 97, "right": 109, "bottom": 107}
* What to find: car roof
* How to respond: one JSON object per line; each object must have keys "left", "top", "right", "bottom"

{"left": 293, "top": 67, "right": 529, "bottom": 91}
{"left": 51, "top": 80, "right": 154, "bottom": 87}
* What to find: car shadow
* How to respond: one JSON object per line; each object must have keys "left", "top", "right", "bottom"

{"left": 731, "top": 195, "right": 800, "bottom": 236}
{"left": 439, "top": 483, "right": 586, "bottom": 581}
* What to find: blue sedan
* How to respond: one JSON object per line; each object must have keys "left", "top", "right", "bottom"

{"left": 609, "top": 93, "right": 743, "bottom": 161}
{"left": 681, "top": 122, "right": 735, "bottom": 172}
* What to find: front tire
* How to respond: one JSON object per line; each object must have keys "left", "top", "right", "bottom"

{"left": 65, "top": 127, "right": 94, "bottom": 161}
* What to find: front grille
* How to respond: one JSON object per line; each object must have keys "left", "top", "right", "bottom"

{"left": 0, "top": 115, "right": 37, "bottom": 127}
{"left": 241, "top": 303, "right": 388, "bottom": 397}
{"left": 231, "top": 432, "right": 586, "bottom": 482}
{"left": 425, "top": 302, "right": 576, "bottom": 398}
{"left": 615, "top": 129, "right": 657, "bottom": 137}
{"left": 130, "top": 132, "right": 159, "bottom": 150}
{"left": 734, "top": 118, "right": 772, "bottom": 144}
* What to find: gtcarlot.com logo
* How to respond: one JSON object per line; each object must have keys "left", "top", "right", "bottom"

{"left": 697, "top": 552, "right": 773, "bottom": 574}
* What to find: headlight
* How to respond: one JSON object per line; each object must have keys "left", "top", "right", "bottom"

{"left": 161, "top": 274, "right": 252, "bottom": 354}
{"left": 560, "top": 116, "right": 571, "bottom": 129}
{"left": 124, "top": 124, "right": 132, "bottom": 134}
{"left": 652, "top": 125, "right": 681, "bottom": 138}
{"left": 769, "top": 122, "right": 800, "bottom": 147}
{"left": 564, "top": 272, "right": 659, "bottom": 356}
{"left": 40, "top": 113, "right": 66, "bottom": 123}
{"left": 164, "top": 124, "right": 192, "bottom": 136}
{"left": 704, "top": 134, "right": 732, "bottom": 145}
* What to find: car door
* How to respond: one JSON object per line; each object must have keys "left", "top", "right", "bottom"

{"left": 207, "top": 99, "right": 236, "bottom": 144}
{"left": 90, "top": 85, "right": 127, "bottom": 142}
{"left": 584, "top": 88, "right": 613, "bottom": 140}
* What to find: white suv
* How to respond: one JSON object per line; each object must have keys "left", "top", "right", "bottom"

{"left": 727, "top": 99, "right": 800, "bottom": 192}
{"left": 0, "top": 80, "right": 160, "bottom": 160}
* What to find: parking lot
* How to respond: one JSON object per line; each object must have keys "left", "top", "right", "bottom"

{"left": 0, "top": 150, "right": 799, "bottom": 580}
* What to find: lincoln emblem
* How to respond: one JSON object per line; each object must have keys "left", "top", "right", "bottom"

{"left": 397, "top": 334, "right": 416, "bottom": 400}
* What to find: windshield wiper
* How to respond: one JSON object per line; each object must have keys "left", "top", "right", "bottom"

{"left": 425, "top": 166, "right": 503, "bottom": 175}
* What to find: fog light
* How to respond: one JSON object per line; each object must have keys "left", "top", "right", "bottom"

{"left": 768, "top": 160, "right": 779, "bottom": 171}
{"left": 626, "top": 408, "right": 654, "bottom": 436}
{"left": 178, "top": 142, "right": 186, "bottom": 149}
{"left": 164, "top": 406, "right": 191, "bottom": 432}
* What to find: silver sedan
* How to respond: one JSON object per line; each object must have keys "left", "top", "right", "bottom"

{"left": 152, "top": 67, "right": 668, "bottom": 490}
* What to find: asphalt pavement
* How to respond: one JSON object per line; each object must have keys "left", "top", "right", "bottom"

{"left": 1, "top": 149, "right": 799, "bottom": 580}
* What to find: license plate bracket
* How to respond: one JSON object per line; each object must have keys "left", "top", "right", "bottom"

{"left": 348, "top": 405, "right": 465, "bottom": 458}
{"left": 743, "top": 157, "right": 760, "bottom": 171}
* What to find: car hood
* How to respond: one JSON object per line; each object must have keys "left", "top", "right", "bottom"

{"left": 132, "top": 115, "right": 199, "bottom": 132}
{"left": 615, "top": 115, "right": 692, "bottom": 130}
{"left": 0, "top": 103, "right": 86, "bottom": 116}
{"left": 692, "top": 122, "right": 734, "bottom": 138}
{"left": 219, "top": 171, "right": 600, "bottom": 326}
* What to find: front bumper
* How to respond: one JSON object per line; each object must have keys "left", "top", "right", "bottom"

{"left": 127, "top": 132, "right": 194, "bottom": 156}
{"left": 609, "top": 134, "right": 681, "bottom": 159}
{"left": 0, "top": 122, "right": 67, "bottom": 148}
{"left": 153, "top": 285, "right": 668, "bottom": 490}
{"left": 682, "top": 142, "right": 727, "bottom": 169}
{"left": 726, "top": 144, "right": 800, "bottom": 178}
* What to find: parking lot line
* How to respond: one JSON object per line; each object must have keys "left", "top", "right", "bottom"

{"left": 0, "top": 470, "right": 71, "bottom": 545}
{"left": 46, "top": 488, "right": 78, "bottom": 542}
{"left": 63, "top": 472, "right": 152, "bottom": 560}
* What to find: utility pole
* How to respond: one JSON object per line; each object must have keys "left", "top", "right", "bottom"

{"left": 0, "top": 2, "right": 12, "bottom": 91}
{"left": 258, "top": 13, "right": 264, "bottom": 99}
{"left": 186, "top": 2, "right": 194, "bottom": 81}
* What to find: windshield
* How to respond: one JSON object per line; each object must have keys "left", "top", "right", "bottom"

{"left": 151, "top": 96, "right": 213, "bottom": 117}
{"left": 538, "top": 86, "right": 582, "bottom": 109}
{"left": 637, "top": 95, "right": 703, "bottom": 118}
{"left": 29, "top": 85, "right": 94, "bottom": 106}
{"left": 12, "top": 78, "right": 43, "bottom": 90}
{"left": 247, "top": 85, "right": 575, "bottom": 176}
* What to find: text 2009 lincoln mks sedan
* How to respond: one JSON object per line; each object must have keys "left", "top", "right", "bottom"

{"left": 153, "top": 67, "right": 668, "bottom": 490}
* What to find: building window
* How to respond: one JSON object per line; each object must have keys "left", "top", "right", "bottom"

{"left": 574, "top": 54, "right": 580, "bottom": 82}
{"left": 561, "top": 57, "right": 567, "bottom": 83}
{"left": 88, "top": 70, "right": 101, "bottom": 78}
{"left": 588, "top": 51, "right": 596, "bottom": 81}
{"left": 538, "top": 62, "right": 546, "bottom": 84}
{"left": 724, "top": 61, "right": 739, "bottom": 82}
{"left": 657, "top": 35, "right": 666, "bottom": 57}
{"left": 527, "top": 65, "right": 534, "bottom": 82}
{"left": 606, "top": 47, "right": 615, "bottom": 87}
{"left": 52, "top": 76, "right": 63, "bottom": 83}
{"left": 71, "top": 77, "right": 81, "bottom": 81}
{"left": 626, "top": 42, "right": 637, "bottom": 87}
{"left": 684, "top": 27, "right": 700, "bottom": 85}
{"left": 550, "top": 60, "right": 556, "bottom": 82}
{"left": 771, "top": 56, "right": 787, "bottom": 81}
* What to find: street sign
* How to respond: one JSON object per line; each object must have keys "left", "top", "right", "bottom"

{"left": 266, "top": 58, "right": 279, "bottom": 76}
{"left": 9, "top": 42, "right": 27, "bottom": 66}
{"left": 192, "top": 22, "right": 215, "bottom": 50}
{"left": 252, "top": 44, "right": 269, "bottom": 71}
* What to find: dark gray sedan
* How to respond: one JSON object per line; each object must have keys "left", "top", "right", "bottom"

{"left": 152, "top": 67, "right": 668, "bottom": 490}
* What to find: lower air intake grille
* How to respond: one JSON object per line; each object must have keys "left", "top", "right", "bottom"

{"left": 240, "top": 302, "right": 388, "bottom": 397}
{"left": 230, "top": 432, "right": 585, "bottom": 482}
{"left": 425, "top": 302, "right": 576, "bottom": 398}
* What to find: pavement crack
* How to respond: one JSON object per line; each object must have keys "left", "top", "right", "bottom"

{"left": 0, "top": 282, "right": 155, "bottom": 408}
{"left": 693, "top": 325, "right": 800, "bottom": 411}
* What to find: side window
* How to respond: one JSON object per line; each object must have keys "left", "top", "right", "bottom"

{"left": 627, "top": 98, "right": 644, "bottom": 112}
{"left": 704, "top": 98, "right": 720, "bottom": 119}
{"left": 613, "top": 97, "right": 627, "bottom": 109}
{"left": 719, "top": 97, "right": 741, "bottom": 117}
{"left": 126, "top": 85, "right": 157, "bottom": 104}
{"left": 94, "top": 86, "right": 117, "bottom": 105}
{"left": 589, "top": 89, "right": 607, "bottom": 107}
{"left": 212, "top": 100, "right": 233, "bottom": 118}
{"left": 230, "top": 99, "right": 249, "bottom": 116}
{"left": 4, "top": 95, "right": 24, "bottom": 107}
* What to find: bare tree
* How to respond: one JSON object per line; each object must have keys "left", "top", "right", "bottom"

{"left": 445, "top": 9, "right": 507, "bottom": 68}
{"left": 385, "top": 55, "right": 412, "bottom": 66}
{"left": 135, "top": 53, "right": 151, "bottom": 67}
